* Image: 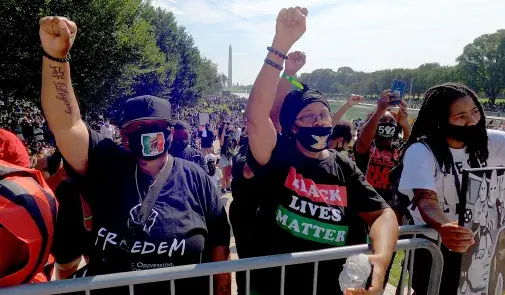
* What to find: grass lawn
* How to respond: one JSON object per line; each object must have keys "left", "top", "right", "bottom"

{"left": 388, "top": 251, "right": 406, "bottom": 288}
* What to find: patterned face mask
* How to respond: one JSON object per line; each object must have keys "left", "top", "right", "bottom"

{"left": 127, "top": 127, "right": 171, "bottom": 160}
{"left": 376, "top": 122, "right": 397, "bottom": 139}
{"left": 296, "top": 126, "right": 332, "bottom": 152}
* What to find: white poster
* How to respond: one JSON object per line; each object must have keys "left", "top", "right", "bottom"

{"left": 199, "top": 112, "right": 210, "bottom": 126}
{"left": 458, "top": 168, "right": 505, "bottom": 295}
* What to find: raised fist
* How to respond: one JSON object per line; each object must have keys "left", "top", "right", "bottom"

{"left": 275, "top": 7, "right": 308, "bottom": 49}
{"left": 39, "top": 16, "right": 77, "bottom": 59}
{"left": 347, "top": 94, "right": 364, "bottom": 106}
{"left": 285, "top": 51, "right": 306, "bottom": 75}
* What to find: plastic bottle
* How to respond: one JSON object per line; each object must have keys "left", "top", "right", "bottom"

{"left": 338, "top": 254, "right": 372, "bottom": 292}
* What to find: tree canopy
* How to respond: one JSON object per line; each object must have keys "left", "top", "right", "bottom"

{"left": 298, "top": 30, "right": 505, "bottom": 104}
{"left": 0, "top": 0, "right": 224, "bottom": 117}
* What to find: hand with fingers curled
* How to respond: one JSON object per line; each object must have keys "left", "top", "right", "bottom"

{"left": 39, "top": 16, "right": 77, "bottom": 59}
{"left": 273, "top": 7, "right": 309, "bottom": 51}
{"left": 347, "top": 94, "right": 364, "bottom": 106}
{"left": 377, "top": 89, "right": 393, "bottom": 112}
{"left": 344, "top": 254, "right": 388, "bottom": 295}
{"left": 391, "top": 100, "right": 409, "bottom": 126}
{"left": 284, "top": 51, "right": 306, "bottom": 76}
{"left": 439, "top": 221, "right": 475, "bottom": 252}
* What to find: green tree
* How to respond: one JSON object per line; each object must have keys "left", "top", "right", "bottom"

{"left": 457, "top": 29, "right": 505, "bottom": 105}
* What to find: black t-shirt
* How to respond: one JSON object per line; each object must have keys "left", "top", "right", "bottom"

{"left": 354, "top": 141, "right": 403, "bottom": 204}
{"left": 247, "top": 134, "right": 387, "bottom": 295}
{"left": 65, "top": 129, "right": 230, "bottom": 294}
{"left": 169, "top": 144, "right": 208, "bottom": 173}
{"left": 52, "top": 180, "right": 94, "bottom": 265}
{"left": 199, "top": 129, "right": 214, "bottom": 148}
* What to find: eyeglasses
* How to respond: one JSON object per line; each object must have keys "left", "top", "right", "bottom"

{"left": 296, "top": 112, "right": 332, "bottom": 124}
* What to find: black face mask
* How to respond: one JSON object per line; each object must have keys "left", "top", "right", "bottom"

{"left": 376, "top": 122, "right": 397, "bottom": 140}
{"left": 447, "top": 124, "right": 480, "bottom": 142}
{"left": 296, "top": 126, "right": 332, "bottom": 152}
{"left": 170, "top": 140, "right": 189, "bottom": 154}
{"left": 127, "top": 127, "right": 171, "bottom": 160}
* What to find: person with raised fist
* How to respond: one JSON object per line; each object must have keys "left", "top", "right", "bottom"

{"left": 39, "top": 17, "right": 230, "bottom": 295}
{"left": 246, "top": 7, "right": 398, "bottom": 295}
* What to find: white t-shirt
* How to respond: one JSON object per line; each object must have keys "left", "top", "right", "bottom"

{"left": 399, "top": 130, "right": 505, "bottom": 235}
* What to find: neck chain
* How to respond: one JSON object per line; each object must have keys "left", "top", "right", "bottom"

{"left": 135, "top": 155, "right": 170, "bottom": 204}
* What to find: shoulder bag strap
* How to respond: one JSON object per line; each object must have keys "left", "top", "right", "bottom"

{"left": 137, "top": 155, "right": 174, "bottom": 226}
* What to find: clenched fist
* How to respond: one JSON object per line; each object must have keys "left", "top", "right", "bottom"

{"left": 284, "top": 51, "right": 306, "bottom": 76}
{"left": 275, "top": 7, "right": 308, "bottom": 49}
{"left": 39, "top": 16, "right": 77, "bottom": 59}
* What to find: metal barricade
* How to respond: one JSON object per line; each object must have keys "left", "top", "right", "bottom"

{"left": 0, "top": 236, "right": 443, "bottom": 295}
{"left": 396, "top": 225, "right": 441, "bottom": 295}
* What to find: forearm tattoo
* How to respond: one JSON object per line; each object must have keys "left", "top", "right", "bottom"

{"left": 53, "top": 81, "right": 72, "bottom": 114}
{"left": 49, "top": 65, "right": 65, "bottom": 79}
{"left": 413, "top": 189, "right": 440, "bottom": 210}
{"left": 49, "top": 65, "right": 72, "bottom": 114}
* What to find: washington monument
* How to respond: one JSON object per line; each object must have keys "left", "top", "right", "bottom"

{"left": 228, "top": 44, "right": 232, "bottom": 89}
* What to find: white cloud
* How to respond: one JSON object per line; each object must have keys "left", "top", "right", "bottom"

{"left": 153, "top": 0, "right": 505, "bottom": 84}
{"left": 152, "top": 0, "right": 182, "bottom": 14}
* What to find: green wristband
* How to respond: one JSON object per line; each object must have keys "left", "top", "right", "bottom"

{"left": 282, "top": 72, "right": 304, "bottom": 89}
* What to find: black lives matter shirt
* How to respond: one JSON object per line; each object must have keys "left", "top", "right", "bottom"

{"left": 247, "top": 134, "right": 387, "bottom": 295}
{"left": 65, "top": 129, "right": 230, "bottom": 294}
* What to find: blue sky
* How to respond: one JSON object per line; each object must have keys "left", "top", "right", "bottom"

{"left": 153, "top": 0, "right": 505, "bottom": 85}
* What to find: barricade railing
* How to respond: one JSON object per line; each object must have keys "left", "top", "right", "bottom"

{"left": 0, "top": 227, "right": 443, "bottom": 295}
{"left": 396, "top": 224, "right": 441, "bottom": 295}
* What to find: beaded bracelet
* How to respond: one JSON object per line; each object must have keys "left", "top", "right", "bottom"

{"left": 267, "top": 46, "right": 288, "bottom": 60}
{"left": 264, "top": 58, "right": 283, "bottom": 71}
{"left": 43, "top": 51, "right": 71, "bottom": 63}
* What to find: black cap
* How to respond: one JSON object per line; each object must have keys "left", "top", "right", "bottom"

{"left": 122, "top": 95, "right": 174, "bottom": 127}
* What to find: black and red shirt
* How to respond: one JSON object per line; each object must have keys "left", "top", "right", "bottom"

{"left": 247, "top": 134, "right": 387, "bottom": 295}
{"left": 355, "top": 141, "right": 403, "bottom": 204}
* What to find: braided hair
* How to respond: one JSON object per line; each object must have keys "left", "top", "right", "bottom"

{"left": 406, "top": 83, "right": 488, "bottom": 173}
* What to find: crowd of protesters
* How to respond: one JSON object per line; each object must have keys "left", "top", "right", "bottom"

{"left": 1, "top": 8, "right": 505, "bottom": 295}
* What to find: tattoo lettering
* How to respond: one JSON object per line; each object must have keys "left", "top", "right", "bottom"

{"left": 53, "top": 82, "right": 73, "bottom": 114}
{"left": 49, "top": 65, "right": 65, "bottom": 79}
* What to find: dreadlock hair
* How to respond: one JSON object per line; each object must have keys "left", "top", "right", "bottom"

{"left": 406, "top": 83, "right": 488, "bottom": 173}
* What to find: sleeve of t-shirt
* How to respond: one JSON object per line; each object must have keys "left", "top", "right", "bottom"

{"left": 487, "top": 129, "right": 505, "bottom": 161}
{"left": 63, "top": 126, "right": 122, "bottom": 203}
{"left": 246, "top": 133, "right": 288, "bottom": 178}
{"left": 398, "top": 143, "right": 437, "bottom": 200}
{"left": 352, "top": 144, "right": 369, "bottom": 175}
{"left": 339, "top": 154, "right": 389, "bottom": 213}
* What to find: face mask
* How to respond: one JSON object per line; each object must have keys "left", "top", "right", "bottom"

{"left": 296, "top": 126, "right": 332, "bottom": 152}
{"left": 376, "top": 122, "right": 397, "bottom": 139}
{"left": 127, "top": 126, "right": 171, "bottom": 160}
{"left": 447, "top": 124, "right": 480, "bottom": 142}
{"left": 171, "top": 140, "right": 189, "bottom": 153}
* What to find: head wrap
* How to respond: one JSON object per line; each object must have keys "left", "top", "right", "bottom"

{"left": 279, "top": 86, "right": 330, "bottom": 135}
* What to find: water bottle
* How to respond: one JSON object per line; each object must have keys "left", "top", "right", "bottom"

{"left": 338, "top": 254, "right": 372, "bottom": 292}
